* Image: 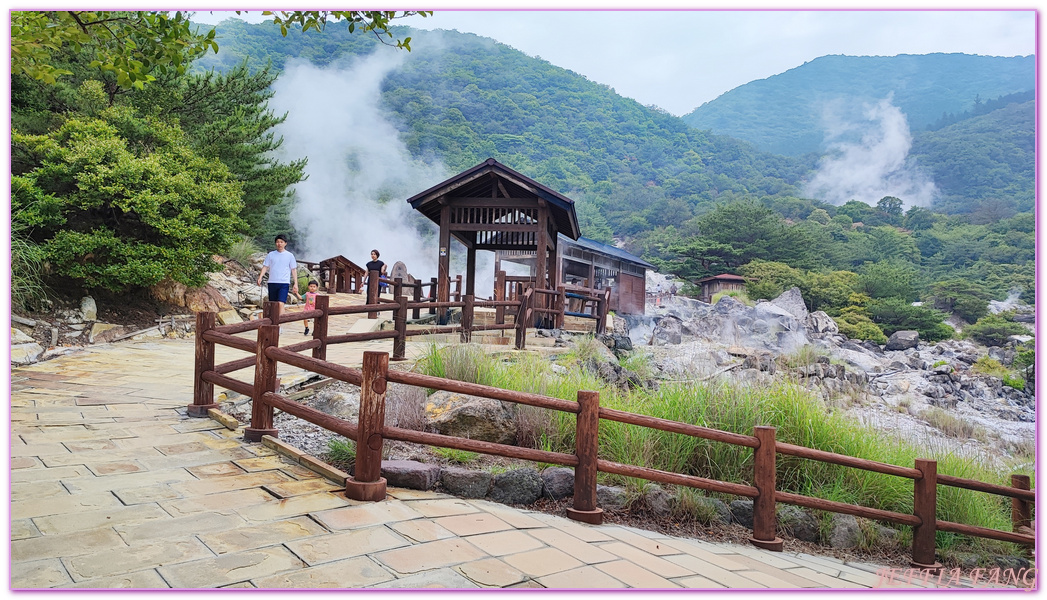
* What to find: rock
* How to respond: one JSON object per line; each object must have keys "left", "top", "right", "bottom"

{"left": 313, "top": 391, "right": 360, "bottom": 420}
{"left": 596, "top": 485, "right": 629, "bottom": 510}
{"left": 185, "top": 286, "right": 234, "bottom": 313}
{"left": 88, "top": 323, "right": 122, "bottom": 344}
{"left": 488, "top": 468, "right": 543, "bottom": 505}
{"left": 11, "top": 314, "right": 36, "bottom": 327}
{"left": 80, "top": 296, "right": 98, "bottom": 321}
{"left": 11, "top": 328, "right": 35, "bottom": 344}
{"left": 11, "top": 343, "right": 44, "bottom": 365}
{"left": 540, "top": 467, "right": 575, "bottom": 500}
{"left": 425, "top": 391, "right": 517, "bottom": 445}
{"left": 216, "top": 310, "right": 242, "bottom": 325}
{"left": 381, "top": 460, "right": 440, "bottom": 490}
{"left": 885, "top": 330, "right": 920, "bottom": 351}
{"left": 828, "top": 513, "right": 861, "bottom": 549}
{"left": 806, "top": 311, "right": 839, "bottom": 334}
{"left": 769, "top": 287, "right": 809, "bottom": 320}
{"left": 439, "top": 466, "right": 492, "bottom": 498}
{"left": 643, "top": 484, "right": 673, "bottom": 518}
{"left": 729, "top": 500, "right": 754, "bottom": 529}
{"left": 777, "top": 505, "right": 819, "bottom": 542}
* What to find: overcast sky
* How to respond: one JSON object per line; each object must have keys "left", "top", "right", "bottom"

{"left": 190, "top": 6, "right": 1035, "bottom": 116}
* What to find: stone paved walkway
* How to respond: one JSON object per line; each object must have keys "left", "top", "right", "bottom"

{"left": 9, "top": 331, "right": 1014, "bottom": 589}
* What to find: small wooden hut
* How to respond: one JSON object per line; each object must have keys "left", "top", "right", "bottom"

{"left": 697, "top": 273, "right": 747, "bottom": 303}
{"left": 319, "top": 255, "right": 366, "bottom": 294}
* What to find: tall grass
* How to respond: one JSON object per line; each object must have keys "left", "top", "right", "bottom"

{"left": 12, "top": 225, "right": 49, "bottom": 311}
{"left": 225, "top": 234, "right": 263, "bottom": 267}
{"left": 413, "top": 342, "right": 1031, "bottom": 555}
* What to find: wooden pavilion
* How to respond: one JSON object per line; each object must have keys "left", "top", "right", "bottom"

{"left": 406, "top": 158, "right": 581, "bottom": 307}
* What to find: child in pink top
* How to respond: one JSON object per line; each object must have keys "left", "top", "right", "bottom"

{"left": 303, "top": 280, "right": 319, "bottom": 335}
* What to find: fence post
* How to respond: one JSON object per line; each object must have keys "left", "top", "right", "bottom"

{"left": 189, "top": 311, "right": 218, "bottom": 417}
{"left": 367, "top": 269, "right": 380, "bottom": 318}
{"left": 495, "top": 270, "right": 506, "bottom": 325}
{"left": 461, "top": 294, "right": 474, "bottom": 343}
{"left": 412, "top": 280, "right": 422, "bottom": 320}
{"left": 567, "top": 390, "right": 603, "bottom": 525}
{"left": 312, "top": 294, "right": 329, "bottom": 362}
{"left": 245, "top": 322, "right": 280, "bottom": 442}
{"left": 555, "top": 286, "right": 566, "bottom": 330}
{"left": 1011, "top": 474, "right": 1031, "bottom": 532}
{"left": 393, "top": 280, "right": 407, "bottom": 361}
{"left": 454, "top": 274, "right": 462, "bottom": 302}
{"left": 912, "top": 458, "right": 942, "bottom": 572}
{"left": 515, "top": 288, "right": 531, "bottom": 350}
{"left": 428, "top": 277, "right": 437, "bottom": 315}
{"left": 750, "top": 426, "right": 784, "bottom": 551}
{"left": 346, "top": 351, "right": 389, "bottom": 501}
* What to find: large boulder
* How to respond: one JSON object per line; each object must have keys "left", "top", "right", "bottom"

{"left": 885, "top": 330, "right": 920, "bottom": 351}
{"left": 806, "top": 311, "right": 839, "bottom": 334}
{"left": 151, "top": 279, "right": 233, "bottom": 313}
{"left": 596, "top": 485, "right": 629, "bottom": 510}
{"left": 828, "top": 513, "right": 861, "bottom": 549}
{"left": 777, "top": 505, "right": 820, "bottom": 543}
{"left": 425, "top": 391, "right": 516, "bottom": 445}
{"left": 80, "top": 296, "right": 98, "bottom": 321}
{"left": 769, "top": 287, "right": 809, "bottom": 320}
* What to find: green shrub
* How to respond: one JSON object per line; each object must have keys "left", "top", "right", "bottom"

{"left": 1001, "top": 375, "right": 1025, "bottom": 391}
{"left": 971, "top": 357, "right": 1008, "bottom": 378}
{"left": 867, "top": 297, "right": 954, "bottom": 342}
{"left": 835, "top": 309, "right": 888, "bottom": 343}
{"left": 11, "top": 224, "right": 49, "bottom": 311}
{"left": 324, "top": 437, "right": 356, "bottom": 467}
{"left": 432, "top": 447, "right": 479, "bottom": 464}
{"left": 964, "top": 313, "right": 1030, "bottom": 347}
{"left": 226, "top": 235, "right": 263, "bottom": 267}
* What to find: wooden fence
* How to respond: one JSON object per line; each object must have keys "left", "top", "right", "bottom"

{"left": 190, "top": 303, "right": 1035, "bottom": 571}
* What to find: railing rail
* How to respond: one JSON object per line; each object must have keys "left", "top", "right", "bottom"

{"left": 190, "top": 301, "right": 1035, "bottom": 571}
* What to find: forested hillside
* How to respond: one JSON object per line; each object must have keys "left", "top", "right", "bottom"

{"left": 681, "top": 53, "right": 1033, "bottom": 157}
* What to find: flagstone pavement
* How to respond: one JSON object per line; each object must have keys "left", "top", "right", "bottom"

{"left": 9, "top": 333, "right": 1012, "bottom": 590}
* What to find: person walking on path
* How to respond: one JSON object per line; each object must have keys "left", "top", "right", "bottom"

{"left": 258, "top": 234, "right": 299, "bottom": 309}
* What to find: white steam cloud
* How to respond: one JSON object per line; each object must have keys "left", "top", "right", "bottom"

{"left": 268, "top": 52, "right": 447, "bottom": 279}
{"left": 803, "top": 96, "right": 938, "bottom": 209}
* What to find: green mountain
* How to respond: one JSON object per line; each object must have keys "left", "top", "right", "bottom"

{"left": 194, "top": 20, "right": 816, "bottom": 240}
{"left": 681, "top": 53, "right": 1034, "bottom": 157}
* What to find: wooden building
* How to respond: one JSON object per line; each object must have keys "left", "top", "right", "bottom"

{"left": 495, "top": 236, "right": 653, "bottom": 315}
{"left": 406, "top": 158, "right": 580, "bottom": 305}
{"left": 319, "top": 255, "right": 365, "bottom": 294}
{"left": 697, "top": 273, "right": 747, "bottom": 303}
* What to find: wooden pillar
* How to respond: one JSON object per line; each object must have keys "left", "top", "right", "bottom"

{"left": 393, "top": 280, "right": 407, "bottom": 361}
{"left": 555, "top": 286, "right": 566, "bottom": 330}
{"left": 345, "top": 351, "right": 389, "bottom": 501}
{"left": 353, "top": 270, "right": 361, "bottom": 295}
{"left": 495, "top": 270, "right": 506, "bottom": 325}
{"left": 466, "top": 245, "right": 476, "bottom": 297}
{"left": 454, "top": 274, "right": 462, "bottom": 302}
{"left": 327, "top": 265, "right": 338, "bottom": 295}
{"left": 535, "top": 210, "right": 549, "bottom": 324}
{"left": 515, "top": 288, "right": 531, "bottom": 350}
{"left": 567, "top": 390, "right": 603, "bottom": 525}
{"left": 189, "top": 311, "right": 218, "bottom": 417}
{"left": 911, "top": 458, "right": 942, "bottom": 572}
{"left": 750, "top": 426, "right": 784, "bottom": 551}
{"left": 312, "top": 295, "right": 329, "bottom": 362}
{"left": 428, "top": 277, "right": 437, "bottom": 315}
{"left": 367, "top": 269, "right": 380, "bottom": 319}
{"left": 438, "top": 205, "right": 451, "bottom": 304}
{"left": 412, "top": 281, "right": 422, "bottom": 320}
{"left": 245, "top": 320, "right": 280, "bottom": 442}
{"left": 1011, "top": 474, "right": 1031, "bottom": 532}
{"left": 461, "top": 294, "right": 474, "bottom": 343}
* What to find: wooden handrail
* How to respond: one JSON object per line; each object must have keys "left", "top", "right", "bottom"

{"left": 193, "top": 298, "right": 1035, "bottom": 562}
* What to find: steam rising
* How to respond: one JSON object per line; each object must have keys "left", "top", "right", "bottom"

{"left": 803, "top": 97, "right": 938, "bottom": 208}
{"left": 268, "top": 53, "right": 446, "bottom": 277}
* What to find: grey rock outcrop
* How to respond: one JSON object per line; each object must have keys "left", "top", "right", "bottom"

{"left": 778, "top": 505, "right": 820, "bottom": 543}
{"left": 729, "top": 500, "right": 754, "bottom": 529}
{"left": 769, "top": 287, "right": 809, "bottom": 320}
{"left": 806, "top": 311, "right": 839, "bottom": 334}
{"left": 643, "top": 484, "right": 673, "bottom": 518}
{"left": 828, "top": 513, "right": 861, "bottom": 549}
{"left": 80, "top": 296, "right": 98, "bottom": 321}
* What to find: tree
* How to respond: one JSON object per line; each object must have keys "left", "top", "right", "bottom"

{"left": 11, "top": 10, "right": 430, "bottom": 89}
{"left": 928, "top": 279, "right": 992, "bottom": 323}
{"left": 963, "top": 313, "right": 1030, "bottom": 347}
{"left": 11, "top": 11, "right": 217, "bottom": 87}
{"left": 12, "top": 108, "right": 244, "bottom": 291}
{"left": 142, "top": 62, "right": 307, "bottom": 230}
{"left": 876, "top": 196, "right": 903, "bottom": 224}
{"left": 859, "top": 260, "right": 920, "bottom": 301}
{"left": 867, "top": 298, "right": 954, "bottom": 342}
